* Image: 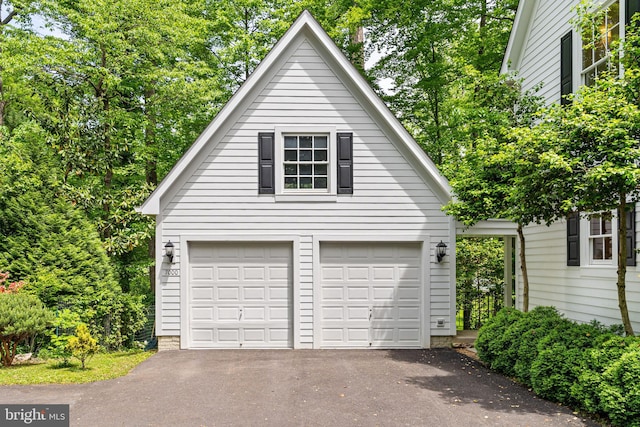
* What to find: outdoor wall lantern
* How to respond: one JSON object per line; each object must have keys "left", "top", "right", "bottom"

{"left": 436, "top": 241, "right": 447, "bottom": 263}
{"left": 164, "top": 241, "right": 175, "bottom": 263}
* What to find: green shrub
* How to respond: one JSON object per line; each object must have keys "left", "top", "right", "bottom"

{"left": 571, "top": 335, "right": 637, "bottom": 416}
{"left": 67, "top": 324, "right": 99, "bottom": 369}
{"left": 530, "top": 320, "right": 606, "bottom": 404}
{"left": 599, "top": 347, "right": 640, "bottom": 427}
{"left": 510, "top": 306, "right": 565, "bottom": 384}
{"left": 40, "top": 309, "right": 82, "bottom": 365}
{"left": 476, "top": 307, "right": 523, "bottom": 373}
{"left": 0, "top": 292, "right": 53, "bottom": 367}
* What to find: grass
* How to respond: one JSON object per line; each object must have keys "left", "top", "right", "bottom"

{"left": 0, "top": 350, "right": 155, "bottom": 385}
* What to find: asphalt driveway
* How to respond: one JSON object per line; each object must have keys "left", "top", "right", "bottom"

{"left": 0, "top": 349, "right": 601, "bottom": 427}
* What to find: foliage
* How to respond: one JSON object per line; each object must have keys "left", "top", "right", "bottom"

{"left": 456, "top": 237, "right": 504, "bottom": 329}
{"left": 40, "top": 309, "right": 81, "bottom": 366}
{"left": 0, "top": 350, "right": 153, "bottom": 384}
{"left": 67, "top": 324, "right": 99, "bottom": 369}
{"left": 478, "top": 306, "right": 640, "bottom": 426}
{"left": 475, "top": 306, "right": 522, "bottom": 372}
{"left": 0, "top": 271, "right": 24, "bottom": 293}
{"left": 0, "top": 292, "right": 53, "bottom": 367}
{"left": 0, "top": 123, "right": 146, "bottom": 349}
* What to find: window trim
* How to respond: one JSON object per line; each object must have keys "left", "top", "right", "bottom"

{"left": 274, "top": 126, "right": 337, "bottom": 195}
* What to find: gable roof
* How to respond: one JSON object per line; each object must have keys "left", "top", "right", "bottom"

{"left": 501, "top": 0, "right": 539, "bottom": 74}
{"left": 139, "top": 10, "right": 452, "bottom": 215}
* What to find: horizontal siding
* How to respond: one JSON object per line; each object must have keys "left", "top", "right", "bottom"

{"left": 158, "top": 37, "right": 453, "bottom": 343}
{"left": 518, "top": 0, "right": 580, "bottom": 104}
{"left": 518, "top": 219, "right": 640, "bottom": 332}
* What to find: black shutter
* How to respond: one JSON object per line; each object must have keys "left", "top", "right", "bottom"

{"left": 336, "top": 132, "right": 353, "bottom": 194}
{"left": 560, "top": 31, "right": 573, "bottom": 106}
{"left": 258, "top": 132, "right": 275, "bottom": 194}
{"left": 627, "top": 0, "right": 640, "bottom": 25}
{"left": 626, "top": 206, "right": 636, "bottom": 266}
{"left": 567, "top": 211, "right": 580, "bottom": 266}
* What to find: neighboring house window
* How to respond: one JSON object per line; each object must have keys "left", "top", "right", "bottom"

{"left": 582, "top": 1, "right": 620, "bottom": 86}
{"left": 258, "top": 129, "right": 353, "bottom": 195}
{"left": 589, "top": 212, "right": 613, "bottom": 263}
{"left": 283, "top": 135, "right": 328, "bottom": 190}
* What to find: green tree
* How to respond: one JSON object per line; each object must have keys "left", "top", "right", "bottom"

{"left": 0, "top": 292, "right": 53, "bottom": 367}
{"left": 522, "top": 79, "right": 640, "bottom": 335}
{"left": 67, "top": 323, "right": 99, "bottom": 369}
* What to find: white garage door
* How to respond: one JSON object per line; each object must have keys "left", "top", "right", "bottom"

{"left": 187, "top": 242, "right": 292, "bottom": 348}
{"left": 319, "top": 242, "right": 423, "bottom": 348}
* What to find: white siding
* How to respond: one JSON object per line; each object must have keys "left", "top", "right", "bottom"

{"left": 515, "top": 0, "right": 580, "bottom": 104}
{"left": 157, "top": 37, "right": 453, "bottom": 344}
{"left": 516, "top": 218, "right": 640, "bottom": 332}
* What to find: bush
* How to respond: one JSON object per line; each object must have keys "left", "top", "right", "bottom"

{"left": 530, "top": 320, "right": 607, "bottom": 404}
{"left": 0, "top": 292, "right": 53, "bottom": 366}
{"left": 599, "top": 348, "right": 640, "bottom": 427}
{"left": 67, "top": 324, "right": 99, "bottom": 369}
{"left": 476, "top": 306, "right": 523, "bottom": 373}
{"left": 477, "top": 306, "right": 640, "bottom": 427}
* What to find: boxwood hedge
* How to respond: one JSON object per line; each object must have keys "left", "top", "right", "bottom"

{"left": 477, "top": 307, "right": 640, "bottom": 427}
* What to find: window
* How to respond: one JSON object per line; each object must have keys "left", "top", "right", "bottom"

{"left": 589, "top": 212, "right": 614, "bottom": 262}
{"left": 258, "top": 128, "right": 353, "bottom": 197}
{"left": 582, "top": 1, "right": 620, "bottom": 86}
{"left": 283, "top": 135, "right": 328, "bottom": 190}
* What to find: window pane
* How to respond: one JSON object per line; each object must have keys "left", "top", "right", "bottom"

{"left": 284, "top": 136, "right": 298, "bottom": 149}
{"left": 605, "top": 237, "right": 613, "bottom": 259}
{"left": 590, "top": 217, "right": 601, "bottom": 235}
{"left": 300, "top": 177, "right": 312, "bottom": 189}
{"left": 593, "top": 238, "right": 604, "bottom": 259}
{"left": 602, "top": 218, "right": 611, "bottom": 234}
{"left": 299, "top": 150, "right": 312, "bottom": 161}
{"left": 583, "top": 47, "right": 593, "bottom": 69}
{"left": 300, "top": 164, "right": 312, "bottom": 175}
{"left": 285, "top": 150, "right": 297, "bottom": 161}
{"left": 314, "top": 164, "right": 327, "bottom": 175}
{"left": 608, "top": 2, "right": 619, "bottom": 27}
{"left": 314, "top": 177, "right": 328, "bottom": 189}
{"left": 300, "top": 136, "right": 312, "bottom": 148}
{"left": 284, "top": 164, "right": 297, "bottom": 176}
{"left": 315, "top": 136, "right": 328, "bottom": 148}
{"left": 314, "top": 150, "right": 327, "bottom": 161}
{"left": 285, "top": 177, "right": 298, "bottom": 189}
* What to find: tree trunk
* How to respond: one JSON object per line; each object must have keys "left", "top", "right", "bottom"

{"left": 617, "top": 195, "right": 634, "bottom": 336}
{"left": 350, "top": 26, "right": 364, "bottom": 69}
{"left": 517, "top": 223, "right": 529, "bottom": 312}
{"left": 144, "top": 87, "right": 157, "bottom": 293}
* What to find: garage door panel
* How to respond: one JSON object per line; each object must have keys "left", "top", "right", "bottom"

{"left": 319, "top": 242, "right": 423, "bottom": 348}
{"left": 217, "top": 287, "right": 240, "bottom": 301}
{"left": 218, "top": 267, "right": 240, "bottom": 281}
{"left": 192, "top": 287, "right": 214, "bottom": 302}
{"left": 269, "top": 286, "right": 289, "bottom": 300}
{"left": 191, "top": 267, "right": 214, "bottom": 281}
{"left": 191, "top": 307, "right": 214, "bottom": 321}
{"left": 346, "top": 287, "right": 369, "bottom": 301}
{"left": 242, "top": 287, "right": 265, "bottom": 300}
{"left": 243, "top": 267, "right": 266, "bottom": 281}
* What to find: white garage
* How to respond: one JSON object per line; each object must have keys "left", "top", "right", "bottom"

{"left": 317, "top": 242, "right": 424, "bottom": 348}
{"left": 186, "top": 241, "right": 293, "bottom": 348}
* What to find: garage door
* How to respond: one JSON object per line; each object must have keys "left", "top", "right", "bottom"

{"left": 187, "top": 242, "right": 292, "bottom": 348}
{"left": 319, "top": 242, "right": 423, "bottom": 348}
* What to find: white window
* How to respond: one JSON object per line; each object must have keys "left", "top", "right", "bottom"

{"left": 582, "top": 0, "right": 620, "bottom": 86}
{"left": 589, "top": 212, "right": 614, "bottom": 264}
{"left": 283, "top": 135, "right": 329, "bottom": 190}
{"left": 274, "top": 126, "right": 338, "bottom": 198}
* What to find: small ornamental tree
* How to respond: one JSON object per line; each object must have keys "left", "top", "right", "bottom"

{"left": 67, "top": 324, "right": 99, "bottom": 369}
{"left": 0, "top": 292, "right": 53, "bottom": 367}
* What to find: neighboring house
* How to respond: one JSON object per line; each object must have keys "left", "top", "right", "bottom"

{"left": 139, "top": 11, "right": 466, "bottom": 350}
{"left": 502, "top": 0, "right": 640, "bottom": 331}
